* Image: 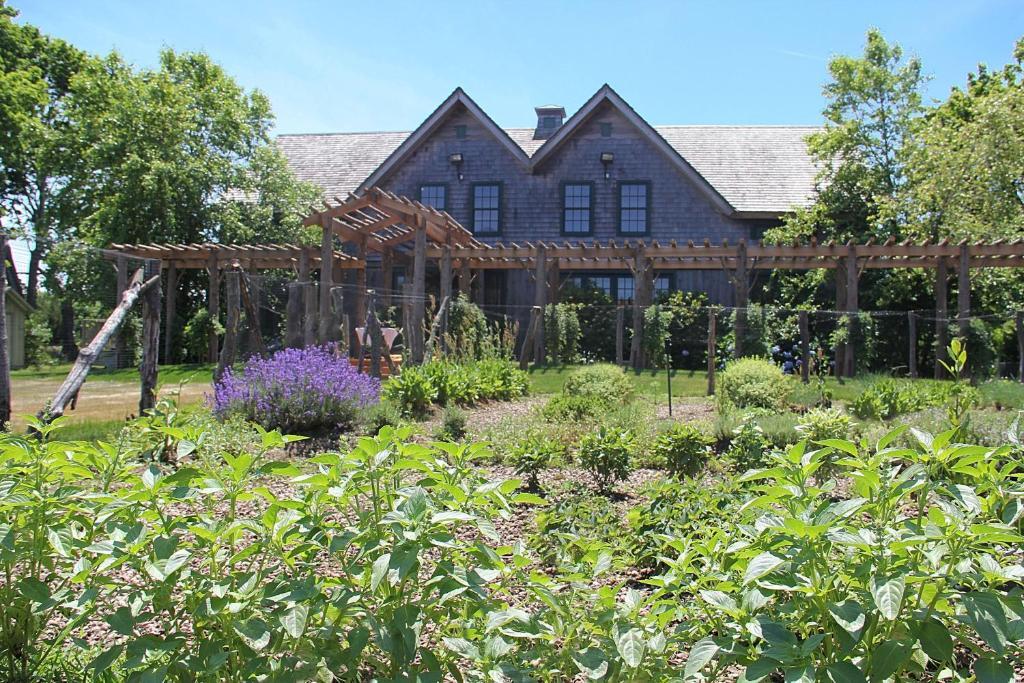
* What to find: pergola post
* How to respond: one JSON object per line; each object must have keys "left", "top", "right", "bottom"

{"left": 707, "top": 308, "right": 717, "bottom": 395}
{"left": 139, "top": 259, "right": 161, "bottom": 413}
{"left": 533, "top": 244, "right": 547, "bottom": 365}
{"left": 115, "top": 255, "right": 129, "bottom": 368}
{"left": 458, "top": 260, "right": 471, "bottom": 298}
{"left": 163, "top": 262, "right": 177, "bottom": 364}
{"left": 834, "top": 258, "right": 847, "bottom": 376}
{"left": 207, "top": 254, "right": 220, "bottom": 363}
{"left": 299, "top": 250, "right": 315, "bottom": 347}
{"left": 410, "top": 220, "right": 427, "bottom": 364}
{"left": 440, "top": 244, "right": 452, "bottom": 351}
{"left": 733, "top": 240, "right": 748, "bottom": 359}
{"left": 548, "top": 258, "right": 560, "bottom": 305}
{"left": 216, "top": 270, "right": 240, "bottom": 381}
{"left": 354, "top": 239, "right": 367, "bottom": 329}
{"left": 630, "top": 244, "right": 650, "bottom": 369}
{"left": 934, "top": 259, "right": 949, "bottom": 378}
{"left": 318, "top": 216, "right": 335, "bottom": 344}
{"left": 957, "top": 243, "right": 970, "bottom": 340}
{"left": 472, "top": 269, "right": 484, "bottom": 306}
{"left": 844, "top": 244, "right": 858, "bottom": 377}
{"left": 799, "top": 310, "right": 810, "bottom": 384}
{"left": 381, "top": 250, "right": 394, "bottom": 310}
{"left": 908, "top": 311, "right": 918, "bottom": 378}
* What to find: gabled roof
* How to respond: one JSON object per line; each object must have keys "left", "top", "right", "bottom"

{"left": 276, "top": 86, "right": 822, "bottom": 216}
{"left": 529, "top": 84, "right": 733, "bottom": 214}
{"left": 356, "top": 88, "right": 531, "bottom": 193}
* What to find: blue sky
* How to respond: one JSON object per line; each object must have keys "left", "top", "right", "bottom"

{"left": 13, "top": 0, "right": 1024, "bottom": 135}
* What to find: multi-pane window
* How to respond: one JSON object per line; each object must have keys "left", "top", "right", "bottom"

{"left": 419, "top": 184, "right": 446, "bottom": 211}
{"left": 617, "top": 276, "right": 635, "bottom": 303}
{"left": 472, "top": 184, "right": 501, "bottom": 234}
{"left": 589, "top": 276, "right": 612, "bottom": 296}
{"left": 562, "top": 183, "right": 592, "bottom": 234}
{"left": 655, "top": 274, "right": 672, "bottom": 297}
{"left": 619, "top": 182, "right": 649, "bottom": 234}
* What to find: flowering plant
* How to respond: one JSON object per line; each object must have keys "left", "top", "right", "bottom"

{"left": 211, "top": 345, "right": 379, "bottom": 433}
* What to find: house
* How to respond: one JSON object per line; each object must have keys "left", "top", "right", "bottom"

{"left": 278, "top": 85, "right": 819, "bottom": 309}
{"left": 5, "top": 288, "right": 31, "bottom": 369}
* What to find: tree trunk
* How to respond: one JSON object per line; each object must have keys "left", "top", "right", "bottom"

{"left": 59, "top": 298, "right": 78, "bottom": 361}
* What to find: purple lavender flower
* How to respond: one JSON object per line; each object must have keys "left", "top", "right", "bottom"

{"left": 210, "top": 345, "right": 380, "bottom": 433}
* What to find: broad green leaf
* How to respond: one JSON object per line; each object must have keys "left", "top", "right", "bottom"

{"left": 744, "top": 552, "right": 784, "bottom": 584}
{"left": 232, "top": 618, "right": 272, "bottom": 651}
{"left": 105, "top": 607, "right": 134, "bottom": 636}
{"left": 784, "top": 665, "right": 814, "bottom": 683}
{"left": 684, "top": 638, "right": 719, "bottom": 680}
{"left": 828, "top": 600, "right": 866, "bottom": 636}
{"left": 700, "top": 590, "right": 738, "bottom": 613}
{"left": 89, "top": 645, "right": 123, "bottom": 671}
{"left": 963, "top": 591, "right": 1010, "bottom": 654}
{"left": 442, "top": 637, "right": 480, "bottom": 661}
{"left": 572, "top": 647, "right": 609, "bottom": 680}
{"left": 19, "top": 577, "right": 51, "bottom": 604}
{"left": 918, "top": 618, "right": 953, "bottom": 663}
{"left": 869, "top": 639, "right": 911, "bottom": 680}
{"left": 825, "top": 661, "right": 866, "bottom": 683}
{"left": 431, "top": 511, "right": 475, "bottom": 525}
{"left": 974, "top": 657, "right": 1013, "bottom": 683}
{"left": 280, "top": 604, "right": 308, "bottom": 638}
{"left": 614, "top": 628, "right": 645, "bottom": 668}
{"left": 371, "top": 553, "right": 391, "bottom": 591}
{"left": 870, "top": 575, "right": 905, "bottom": 620}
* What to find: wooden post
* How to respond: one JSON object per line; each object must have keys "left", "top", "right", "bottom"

{"left": 331, "top": 288, "right": 346, "bottom": 353}
{"left": 733, "top": 240, "right": 748, "bottom": 359}
{"left": 163, "top": 262, "right": 177, "bottom": 364}
{"left": 285, "top": 281, "right": 303, "bottom": 348}
{"left": 401, "top": 283, "right": 412, "bottom": 356}
{"left": 342, "top": 314, "right": 351, "bottom": 358}
{"left": 410, "top": 221, "right": 427, "bottom": 364}
{"left": 115, "top": 255, "right": 128, "bottom": 368}
{"left": 615, "top": 306, "right": 625, "bottom": 365}
{"left": 440, "top": 245, "right": 452, "bottom": 352}
{"left": 40, "top": 269, "right": 159, "bottom": 422}
{"left": 533, "top": 245, "right": 547, "bottom": 365}
{"left": 0, "top": 234, "right": 10, "bottom": 427}
{"left": 834, "top": 258, "right": 847, "bottom": 376}
{"left": 139, "top": 260, "right": 161, "bottom": 413}
{"left": 934, "top": 259, "right": 948, "bottom": 379}
{"left": 354, "top": 240, "right": 367, "bottom": 328}
{"left": 458, "top": 260, "right": 471, "bottom": 298}
{"left": 799, "top": 310, "right": 810, "bottom": 384}
{"left": 207, "top": 254, "right": 220, "bottom": 363}
{"left": 630, "top": 246, "right": 647, "bottom": 369}
{"left": 845, "top": 244, "right": 858, "bottom": 377}
{"left": 706, "top": 308, "right": 717, "bottom": 396}
{"left": 381, "top": 250, "right": 394, "bottom": 310}
{"left": 318, "top": 217, "right": 334, "bottom": 344}
{"left": 1016, "top": 311, "right": 1024, "bottom": 383}
{"left": 216, "top": 271, "right": 240, "bottom": 381}
{"left": 472, "top": 269, "right": 484, "bottom": 306}
{"left": 239, "top": 273, "right": 267, "bottom": 357}
{"left": 908, "top": 312, "right": 918, "bottom": 378}
{"left": 548, "top": 258, "right": 560, "bottom": 306}
{"left": 519, "top": 306, "right": 540, "bottom": 371}
{"left": 367, "top": 290, "right": 382, "bottom": 380}
{"left": 299, "top": 250, "right": 315, "bottom": 347}
{"left": 957, "top": 243, "right": 970, "bottom": 340}
{"left": 425, "top": 296, "right": 450, "bottom": 360}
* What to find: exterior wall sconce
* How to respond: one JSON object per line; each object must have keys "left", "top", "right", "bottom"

{"left": 600, "top": 152, "right": 614, "bottom": 179}
{"left": 449, "top": 152, "right": 464, "bottom": 181}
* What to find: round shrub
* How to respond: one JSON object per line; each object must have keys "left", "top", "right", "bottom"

{"left": 796, "top": 407, "right": 854, "bottom": 443}
{"left": 211, "top": 345, "right": 380, "bottom": 433}
{"left": 563, "top": 364, "right": 632, "bottom": 401}
{"left": 652, "top": 423, "right": 714, "bottom": 477}
{"left": 382, "top": 366, "right": 438, "bottom": 417}
{"left": 542, "top": 394, "right": 607, "bottom": 422}
{"left": 579, "top": 426, "right": 634, "bottom": 493}
{"left": 716, "top": 357, "right": 791, "bottom": 412}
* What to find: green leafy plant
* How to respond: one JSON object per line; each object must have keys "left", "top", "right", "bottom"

{"left": 562, "top": 364, "right": 633, "bottom": 402}
{"left": 651, "top": 423, "right": 714, "bottom": 477}
{"left": 359, "top": 399, "right": 404, "bottom": 435}
{"left": 508, "top": 431, "right": 564, "bottom": 491}
{"left": 382, "top": 365, "right": 438, "bottom": 417}
{"left": 795, "top": 406, "right": 853, "bottom": 443}
{"left": 716, "top": 357, "right": 792, "bottom": 412}
{"left": 724, "top": 416, "right": 774, "bottom": 472}
{"left": 542, "top": 394, "right": 607, "bottom": 423}
{"left": 579, "top": 426, "right": 634, "bottom": 494}
{"left": 435, "top": 405, "right": 467, "bottom": 441}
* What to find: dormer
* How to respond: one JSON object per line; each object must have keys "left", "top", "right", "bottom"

{"left": 534, "top": 104, "right": 566, "bottom": 140}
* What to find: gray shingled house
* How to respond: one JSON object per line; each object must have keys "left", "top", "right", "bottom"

{"left": 278, "top": 85, "right": 819, "bottom": 311}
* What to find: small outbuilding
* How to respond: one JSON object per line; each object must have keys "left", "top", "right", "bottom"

{"left": 5, "top": 289, "right": 31, "bottom": 370}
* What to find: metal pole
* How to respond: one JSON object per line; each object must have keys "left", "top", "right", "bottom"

{"left": 665, "top": 338, "right": 673, "bottom": 417}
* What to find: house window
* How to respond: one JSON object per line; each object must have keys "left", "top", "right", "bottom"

{"left": 617, "top": 275, "right": 635, "bottom": 303}
{"left": 472, "top": 183, "right": 501, "bottom": 234}
{"left": 455, "top": 124, "right": 467, "bottom": 139}
{"left": 600, "top": 122, "right": 612, "bottom": 137}
{"left": 562, "top": 183, "right": 592, "bottom": 234}
{"left": 419, "top": 184, "right": 446, "bottom": 211}
{"left": 619, "top": 182, "right": 649, "bottom": 234}
{"left": 589, "top": 276, "right": 612, "bottom": 296}
{"left": 655, "top": 274, "right": 673, "bottom": 297}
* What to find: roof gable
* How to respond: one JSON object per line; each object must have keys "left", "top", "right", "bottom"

{"left": 529, "top": 85, "right": 735, "bottom": 215}
{"left": 357, "top": 88, "right": 531, "bottom": 194}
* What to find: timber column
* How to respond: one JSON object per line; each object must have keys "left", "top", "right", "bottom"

{"left": 318, "top": 216, "right": 335, "bottom": 344}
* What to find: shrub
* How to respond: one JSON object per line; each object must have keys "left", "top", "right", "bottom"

{"left": 360, "top": 400, "right": 404, "bottom": 435}
{"left": 543, "top": 303, "right": 581, "bottom": 364}
{"left": 579, "top": 426, "right": 634, "bottom": 493}
{"left": 473, "top": 358, "right": 529, "bottom": 401}
{"left": 716, "top": 357, "right": 791, "bottom": 412}
{"left": 724, "top": 416, "right": 773, "bottom": 472}
{"left": 542, "top": 394, "right": 607, "bottom": 422}
{"left": 435, "top": 405, "right": 467, "bottom": 441}
{"left": 211, "top": 345, "right": 379, "bottom": 433}
{"left": 563, "top": 363, "right": 632, "bottom": 401}
{"left": 796, "top": 406, "right": 854, "bottom": 443}
{"left": 652, "top": 423, "right": 714, "bottom": 477}
{"left": 508, "top": 431, "right": 564, "bottom": 491}
{"left": 850, "top": 377, "right": 979, "bottom": 421}
{"left": 383, "top": 366, "right": 438, "bottom": 417}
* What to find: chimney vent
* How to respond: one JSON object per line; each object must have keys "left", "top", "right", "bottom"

{"left": 534, "top": 105, "right": 566, "bottom": 139}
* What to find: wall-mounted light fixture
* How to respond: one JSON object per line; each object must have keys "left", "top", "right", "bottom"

{"left": 449, "top": 152, "right": 464, "bottom": 181}
{"left": 600, "top": 152, "right": 614, "bottom": 179}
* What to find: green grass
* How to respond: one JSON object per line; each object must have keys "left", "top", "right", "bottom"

{"left": 12, "top": 363, "right": 215, "bottom": 385}
{"left": 49, "top": 418, "right": 128, "bottom": 442}
{"left": 528, "top": 365, "right": 709, "bottom": 399}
